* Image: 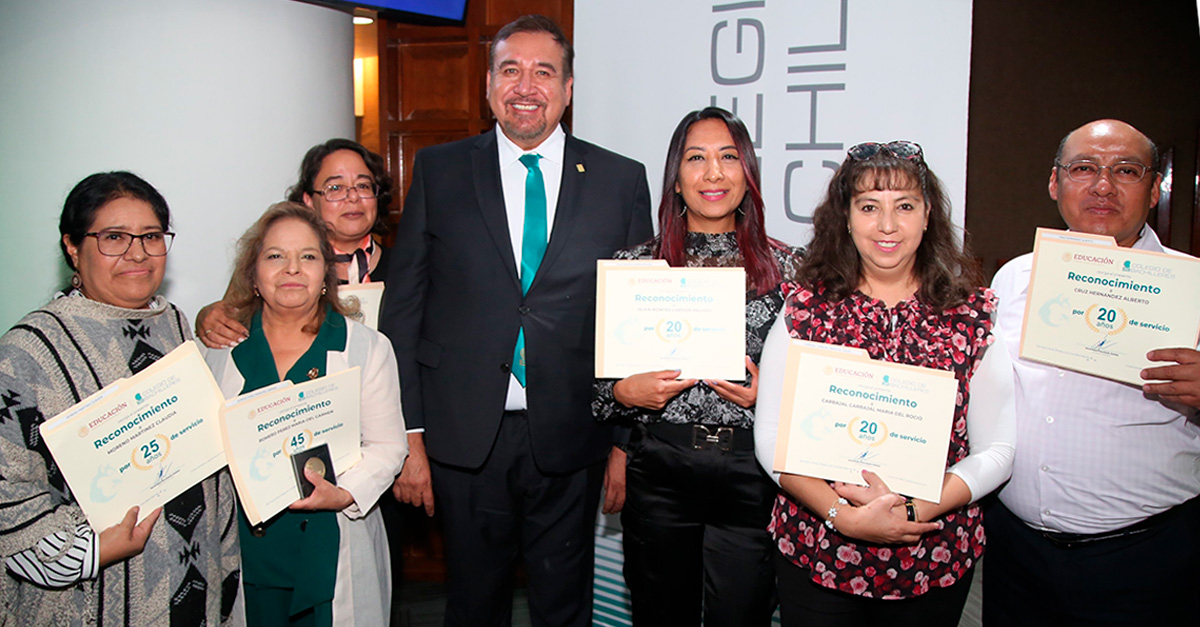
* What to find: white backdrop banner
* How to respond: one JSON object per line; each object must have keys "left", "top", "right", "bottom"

{"left": 576, "top": 2, "right": 973, "bottom": 623}
{"left": 574, "top": 0, "right": 973, "bottom": 249}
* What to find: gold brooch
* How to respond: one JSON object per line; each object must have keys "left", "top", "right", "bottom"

{"left": 307, "top": 368, "right": 319, "bottom": 380}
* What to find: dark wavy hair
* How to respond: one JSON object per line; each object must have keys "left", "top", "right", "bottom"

{"left": 798, "top": 148, "right": 981, "bottom": 310}
{"left": 654, "top": 107, "right": 790, "bottom": 296}
{"left": 59, "top": 171, "right": 171, "bottom": 270}
{"left": 286, "top": 138, "right": 394, "bottom": 237}
{"left": 226, "top": 202, "right": 353, "bottom": 334}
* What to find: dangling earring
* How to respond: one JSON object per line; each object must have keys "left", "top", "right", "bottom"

{"left": 847, "top": 224, "right": 852, "bottom": 235}
{"left": 253, "top": 287, "right": 260, "bottom": 298}
{"left": 71, "top": 272, "right": 82, "bottom": 290}
{"left": 737, "top": 206, "right": 746, "bottom": 215}
{"left": 680, "top": 203, "right": 688, "bottom": 217}
{"left": 321, "top": 286, "right": 327, "bottom": 296}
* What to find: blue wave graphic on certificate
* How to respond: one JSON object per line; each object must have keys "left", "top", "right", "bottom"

{"left": 89, "top": 465, "right": 122, "bottom": 503}
{"left": 1038, "top": 294, "right": 1072, "bottom": 327}
{"left": 799, "top": 408, "right": 836, "bottom": 440}
{"left": 248, "top": 446, "right": 276, "bottom": 482}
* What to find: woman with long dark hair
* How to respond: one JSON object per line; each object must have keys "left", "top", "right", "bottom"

{"left": 594, "top": 107, "right": 802, "bottom": 625}
{"left": 754, "top": 142, "right": 1015, "bottom": 626}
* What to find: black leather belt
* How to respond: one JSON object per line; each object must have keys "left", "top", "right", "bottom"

{"left": 643, "top": 422, "right": 754, "bottom": 453}
{"left": 1036, "top": 496, "right": 1199, "bottom": 549}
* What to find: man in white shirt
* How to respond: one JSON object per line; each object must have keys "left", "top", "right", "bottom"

{"left": 379, "top": 15, "right": 652, "bottom": 627}
{"left": 985, "top": 119, "right": 1200, "bottom": 625}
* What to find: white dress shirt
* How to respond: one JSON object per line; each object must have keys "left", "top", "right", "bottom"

{"left": 992, "top": 225, "right": 1200, "bottom": 534}
{"left": 496, "top": 125, "right": 566, "bottom": 411}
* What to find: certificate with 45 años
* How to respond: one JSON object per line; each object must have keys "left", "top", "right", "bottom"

{"left": 1021, "top": 228, "right": 1200, "bottom": 386}
{"left": 774, "top": 341, "right": 958, "bottom": 503}
{"left": 596, "top": 260, "right": 746, "bottom": 380}
{"left": 219, "top": 367, "right": 362, "bottom": 525}
{"left": 39, "top": 342, "right": 227, "bottom": 530}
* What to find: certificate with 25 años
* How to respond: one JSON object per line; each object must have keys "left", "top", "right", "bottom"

{"left": 39, "top": 342, "right": 227, "bottom": 530}
{"left": 596, "top": 261, "right": 746, "bottom": 381}
{"left": 773, "top": 341, "right": 958, "bottom": 503}
{"left": 1021, "top": 228, "right": 1200, "bottom": 386}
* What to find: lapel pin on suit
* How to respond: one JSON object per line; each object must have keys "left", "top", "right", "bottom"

{"left": 576, "top": 163, "right": 585, "bottom": 173}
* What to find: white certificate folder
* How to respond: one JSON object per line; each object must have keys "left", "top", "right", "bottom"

{"left": 1020, "top": 228, "right": 1200, "bottom": 385}
{"left": 39, "top": 342, "right": 227, "bottom": 530}
{"left": 219, "top": 367, "right": 363, "bottom": 526}
{"left": 774, "top": 340, "right": 958, "bottom": 502}
{"left": 596, "top": 260, "right": 746, "bottom": 380}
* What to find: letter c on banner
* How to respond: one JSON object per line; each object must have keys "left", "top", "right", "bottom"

{"left": 711, "top": 19, "right": 765, "bottom": 85}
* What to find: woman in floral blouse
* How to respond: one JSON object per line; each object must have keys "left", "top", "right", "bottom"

{"left": 593, "top": 107, "right": 802, "bottom": 626}
{"left": 753, "top": 142, "right": 1015, "bottom": 626}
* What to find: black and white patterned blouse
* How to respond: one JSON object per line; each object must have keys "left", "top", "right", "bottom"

{"left": 593, "top": 231, "right": 803, "bottom": 428}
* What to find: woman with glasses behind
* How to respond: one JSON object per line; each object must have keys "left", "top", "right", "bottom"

{"left": 197, "top": 139, "right": 394, "bottom": 348}
{"left": 753, "top": 142, "right": 1015, "bottom": 626}
{"left": 0, "top": 172, "right": 239, "bottom": 624}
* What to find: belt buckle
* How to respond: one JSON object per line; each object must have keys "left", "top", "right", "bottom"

{"left": 692, "top": 425, "right": 734, "bottom": 452}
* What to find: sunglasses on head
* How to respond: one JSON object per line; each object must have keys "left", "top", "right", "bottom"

{"left": 846, "top": 141, "right": 924, "bottom": 162}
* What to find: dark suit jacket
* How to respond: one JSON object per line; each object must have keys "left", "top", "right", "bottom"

{"left": 380, "top": 129, "right": 653, "bottom": 473}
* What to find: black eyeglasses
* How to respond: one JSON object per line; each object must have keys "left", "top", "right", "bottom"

{"left": 847, "top": 141, "right": 924, "bottom": 163}
{"left": 311, "top": 181, "right": 377, "bottom": 202}
{"left": 85, "top": 230, "right": 175, "bottom": 256}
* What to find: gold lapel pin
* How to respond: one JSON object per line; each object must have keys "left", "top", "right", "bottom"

{"left": 307, "top": 368, "right": 320, "bottom": 380}
{"left": 576, "top": 163, "right": 585, "bottom": 173}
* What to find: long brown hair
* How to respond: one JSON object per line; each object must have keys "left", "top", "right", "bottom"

{"left": 656, "top": 107, "right": 791, "bottom": 296}
{"left": 798, "top": 148, "right": 981, "bottom": 310}
{"left": 226, "top": 202, "right": 351, "bottom": 334}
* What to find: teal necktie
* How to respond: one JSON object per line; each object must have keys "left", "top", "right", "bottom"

{"left": 513, "top": 153, "right": 547, "bottom": 387}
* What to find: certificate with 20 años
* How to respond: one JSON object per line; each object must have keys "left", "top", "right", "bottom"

{"left": 219, "top": 367, "right": 362, "bottom": 526}
{"left": 1021, "top": 228, "right": 1200, "bottom": 386}
{"left": 773, "top": 341, "right": 957, "bottom": 503}
{"left": 596, "top": 261, "right": 746, "bottom": 380}
{"left": 39, "top": 342, "right": 226, "bottom": 530}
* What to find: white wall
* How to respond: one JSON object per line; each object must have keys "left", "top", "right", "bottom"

{"left": 0, "top": 0, "right": 355, "bottom": 330}
{"left": 574, "top": 0, "right": 973, "bottom": 250}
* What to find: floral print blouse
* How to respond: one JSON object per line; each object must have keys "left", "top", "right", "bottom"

{"left": 592, "top": 231, "right": 802, "bottom": 428}
{"left": 770, "top": 282, "right": 996, "bottom": 599}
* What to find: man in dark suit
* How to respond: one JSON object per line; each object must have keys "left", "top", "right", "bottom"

{"left": 380, "top": 14, "right": 653, "bottom": 626}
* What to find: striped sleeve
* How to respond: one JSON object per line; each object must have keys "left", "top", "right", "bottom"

{"left": 3, "top": 523, "right": 99, "bottom": 587}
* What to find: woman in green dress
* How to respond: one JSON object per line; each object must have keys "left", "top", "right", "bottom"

{"left": 204, "top": 202, "right": 407, "bottom": 625}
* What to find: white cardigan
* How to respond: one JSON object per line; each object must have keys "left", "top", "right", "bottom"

{"left": 205, "top": 318, "right": 408, "bottom": 625}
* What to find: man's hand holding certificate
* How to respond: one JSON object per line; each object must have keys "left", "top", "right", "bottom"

{"left": 1021, "top": 228, "right": 1200, "bottom": 385}
{"left": 596, "top": 261, "right": 745, "bottom": 380}
{"left": 773, "top": 340, "right": 957, "bottom": 503}
{"left": 39, "top": 342, "right": 227, "bottom": 530}
{"left": 219, "top": 367, "right": 362, "bottom": 525}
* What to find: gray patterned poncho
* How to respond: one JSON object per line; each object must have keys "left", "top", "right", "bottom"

{"left": 0, "top": 292, "right": 239, "bottom": 626}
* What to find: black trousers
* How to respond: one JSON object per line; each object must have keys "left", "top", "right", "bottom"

{"left": 982, "top": 498, "right": 1200, "bottom": 626}
{"left": 775, "top": 551, "right": 973, "bottom": 627}
{"left": 621, "top": 424, "right": 778, "bottom": 627}
{"left": 430, "top": 411, "right": 605, "bottom": 627}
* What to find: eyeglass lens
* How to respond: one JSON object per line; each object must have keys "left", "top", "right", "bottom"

{"left": 1061, "top": 161, "right": 1148, "bottom": 184}
{"left": 93, "top": 231, "right": 174, "bottom": 256}
{"left": 321, "top": 182, "right": 376, "bottom": 202}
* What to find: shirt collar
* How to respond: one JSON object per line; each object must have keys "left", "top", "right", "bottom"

{"left": 1129, "top": 223, "right": 1165, "bottom": 253}
{"left": 497, "top": 123, "right": 566, "bottom": 168}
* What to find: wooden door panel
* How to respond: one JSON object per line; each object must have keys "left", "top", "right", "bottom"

{"left": 397, "top": 42, "right": 472, "bottom": 121}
